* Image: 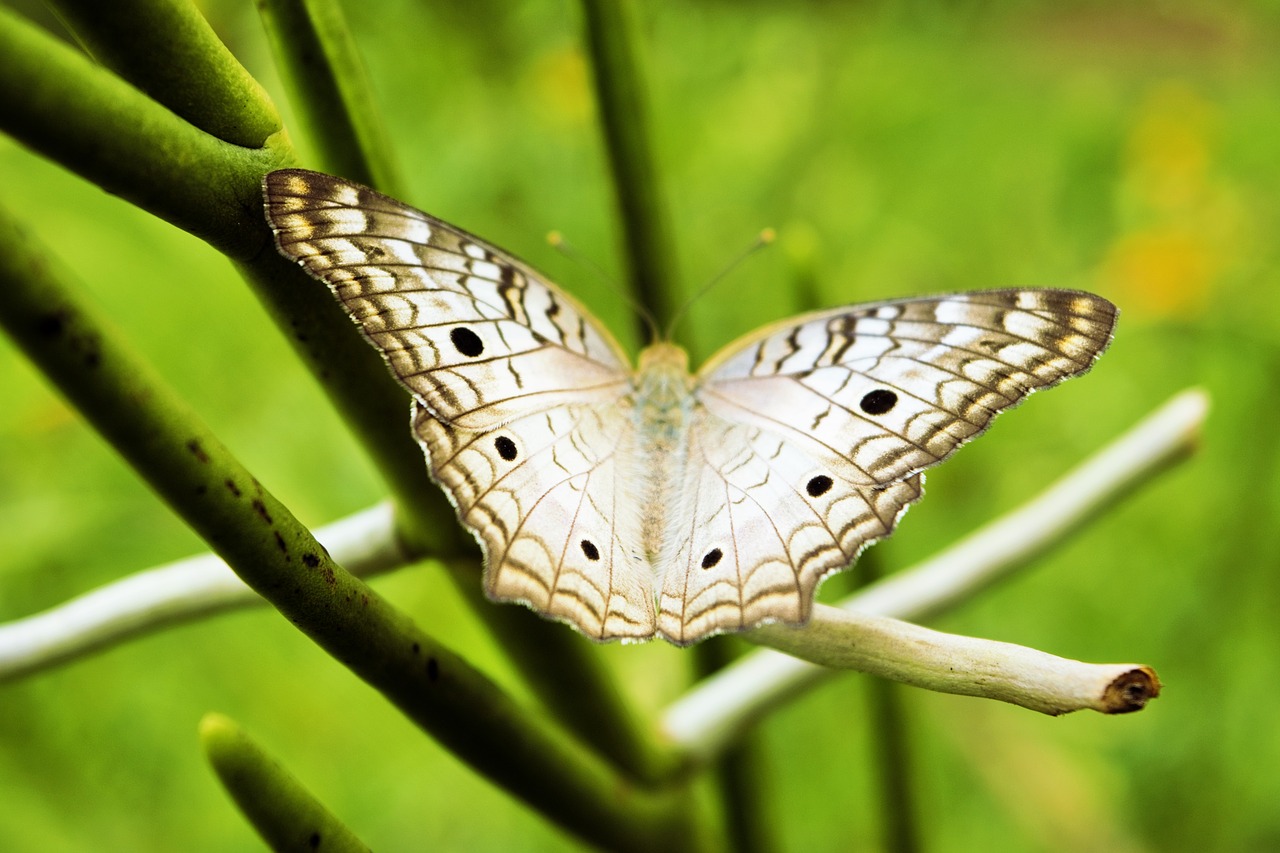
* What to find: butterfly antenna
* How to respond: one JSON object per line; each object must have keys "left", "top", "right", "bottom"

{"left": 547, "top": 231, "right": 660, "bottom": 344}
{"left": 665, "top": 228, "right": 776, "bottom": 341}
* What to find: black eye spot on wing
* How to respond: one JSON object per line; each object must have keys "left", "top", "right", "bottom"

{"left": 701, "top": 548, "right": 723, "bottom": 570}
{"left": 450, "top": 327, "right": 484, "bottom": 357}
{"left": 494, "top": 436, "right": 518, "bottom": 461}
{"left": 807, "top": 475, "right": 833, "bottom": 497}
{"left": 860, "top": 389, "right": 898, "bottom": 415}
{"left": 581, "top": 540, "right": 600, "bottom": 561}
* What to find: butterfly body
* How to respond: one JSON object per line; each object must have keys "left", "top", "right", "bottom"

{"left": 630, "top": 343, "right": 696, "bottom": 563}
{"left": 264, "top": 169, "right": 1118, "bottom": 645}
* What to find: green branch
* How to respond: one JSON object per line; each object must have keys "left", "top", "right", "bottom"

{"left": 0, "top": 5, "right": 466, "bottom": 554}
{"left": 258, "top": 0, "right": 404, "bottom": 194}
{"left": 46, "top": 0, "right": 280, "bottom": 148}
{"left": 0, "top": 4, "right": 279, "bottom": 257}
{"left": 580, "top": 0, "right": 680, "bottom": 338}
{"left": 201, "top": 714, "right": 372, "bottom": 853}
{"left": 252, "top": 3, "right": 668, "bottom": 777}
{"left": 444, "top": 561, "right": 683, "bottom": 786}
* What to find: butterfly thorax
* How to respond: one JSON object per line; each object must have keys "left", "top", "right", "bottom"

{"left": 632, "top": 343, "right": 697, "bottom": 561}
{"left": 634, "top": 343, "right": 693, "bottom": 425}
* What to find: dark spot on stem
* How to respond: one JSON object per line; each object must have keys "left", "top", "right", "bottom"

{"left": 427, "top": 657, "right": 439, "bottom": 681}
{"left": 186, "top": 439, "right": 210, "bottom": 464}
{"left": 224, "top": 479, "right": 241, "bottom": 497}
{"left": 35, "top": 310, "right": 68, "bottom": 338}
{"left": 302, "top": 552, "right": 320, "bottom": 568}
{"left": 80, "top": 337, "right": 101, "bottom": 368}
{"left": 251, "top": 499, "right": 273, "bottom": 524}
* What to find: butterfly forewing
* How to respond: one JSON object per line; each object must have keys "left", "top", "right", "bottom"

{"left": 650, "top": 290, "right": 1114, "bottom": 642}
{"left": 697, "top": 290, "right": 1117, "bottom": 487}
{"left": 264, "top": 170, "right": 632, "bottom": 430}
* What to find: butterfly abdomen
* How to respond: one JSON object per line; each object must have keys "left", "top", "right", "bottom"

{"left": 632, "top": 343, "right": 698, "bottom": 570}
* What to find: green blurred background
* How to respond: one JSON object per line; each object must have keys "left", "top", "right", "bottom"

{"left": 1, "top": 0, "right": 1276, "bottom": 849}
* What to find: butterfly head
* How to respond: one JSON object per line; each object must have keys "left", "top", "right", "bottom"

{"left": 637, "top": 341, "right": 691, "bottom": 376}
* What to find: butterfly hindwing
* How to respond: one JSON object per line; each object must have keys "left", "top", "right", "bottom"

{"left": 413, "top": 401, "right": 655, "bottom": 640}
{"left": 657, "top": 415, "right": 923, "bottom": 644}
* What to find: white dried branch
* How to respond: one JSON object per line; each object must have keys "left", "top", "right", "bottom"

{"left": 756, "top": 606, "right": 1159, "bottom": 714}
{"left": 0, "top": 502, "right": 407, "bottom": 681}
{"left": 662, "top": 388, "right": 1207, "bottom": 760}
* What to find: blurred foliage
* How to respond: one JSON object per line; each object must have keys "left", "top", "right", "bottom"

{"left": 1, "top": 0, "right": 1277, "bottom": 850}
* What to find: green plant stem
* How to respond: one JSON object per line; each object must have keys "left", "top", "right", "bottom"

{"left": 852, "top": 551, "right": 920, "bottom": 853}
{"left": 200, "top": 714, "right": 372, "bottom": 853}
{"left": 257, "top": 0, "right": 404, "bottom": 194}
{"left": 693, "top": 639, "right": 776, "bottom": 853}
{"left": 0, "top": 5, "right": 277, "bottom": 255}
{"left": 579, "top": 0, "right": 679, "bottom": 339}
{"left": 444, "top": 559, "right": 683, "bottom": 786}
{"left": 234, "top": 254, "right": 467, "bottom": 558}
{"left": 45, "top": 0, "right": 279, "bottom": 148}
{"left": 0, "top": 206, "right": 705, "bottom": 852}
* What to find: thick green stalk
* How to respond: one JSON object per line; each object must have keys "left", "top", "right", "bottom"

{"left": 852, "top": 551, "right": 921, "bottom": 853}
{"left": 692, "top": 639, "right": 777, "bottom": 853}
{"left": 234, "top": 253, "right": 465, "bottom": 557}
{"left": 257, "top": 0, "right": 404, "bottom": 194}
{"left": 201, "top": 714, "right": 372, "bottom": 853}
{"left": 5, "top": 2, "right": 662, "bottom": 778}
{"left": 445, "top": 559, "right": 684, "bottom": 786}
{"left": 0, "top": 207, "right": 704, "bottom": 852}
{"left": 0, "top": 4, "right": 276, "bottom": 255}
{"left": 45, "top": 0, "right": 280, "bottom": 148}
{"left": 580, "top": 0, "right": 680, "bottom": 339}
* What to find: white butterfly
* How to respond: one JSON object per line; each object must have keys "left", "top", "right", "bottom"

{"left": 263, "top": 169, "right": 1117, "bottom": 645}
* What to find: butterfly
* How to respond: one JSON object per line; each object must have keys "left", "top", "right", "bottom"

{"left": 263, "top": 169, "right": 1117, "bottom": 645}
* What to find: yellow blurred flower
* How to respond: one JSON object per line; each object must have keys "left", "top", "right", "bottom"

{"left": 1098, "top": 81, "right": 1235, "bottom": 318}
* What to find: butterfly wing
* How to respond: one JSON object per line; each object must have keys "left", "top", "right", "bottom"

{"left": 656, "top": 413, "right": 922, "bottom": 644}
{"left": 414, "top": 402, "right": 655, "bottom": 640}
{"left": 698, "top": 289, "right": 1117, "bottom": 484}
{"left": 656, "top": 289, "right": 1116, "bottom": 643}
{"left": 264, "top": 170, "right": 631, "bottom": 430}
{"left": 264, "top": 169, "right": 655, "bottom": 639}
